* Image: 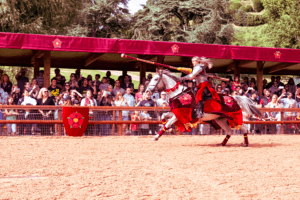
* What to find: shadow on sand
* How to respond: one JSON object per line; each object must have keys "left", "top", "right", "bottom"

{"left": 182, "top": 142, "right": 285, "bottom": 148}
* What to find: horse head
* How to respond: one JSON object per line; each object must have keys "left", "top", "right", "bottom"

{"left": 145, "top": 69, "right": 180, "bottom": 95}
{"left": 145, "top": 68, "right": 165, "bottom": 94}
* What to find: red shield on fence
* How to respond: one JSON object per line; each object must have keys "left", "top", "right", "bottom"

{"left": 63, "top": 107, "right": 89, "bottom": 137}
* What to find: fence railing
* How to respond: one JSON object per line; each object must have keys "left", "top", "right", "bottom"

{"left": 0, "top": 105, "right": 300, "bottom": 136}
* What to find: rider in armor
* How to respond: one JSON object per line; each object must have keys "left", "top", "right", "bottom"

{"left": 180, "top": 56, "right": 220, "bottom": 118}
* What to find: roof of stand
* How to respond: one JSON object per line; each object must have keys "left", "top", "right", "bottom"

{"left": 0, "top": 32, "right": 300, "bottom": 74}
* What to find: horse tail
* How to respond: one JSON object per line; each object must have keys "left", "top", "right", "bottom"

{"left": 232, "top": 95, "right": 263, "bottom": 118}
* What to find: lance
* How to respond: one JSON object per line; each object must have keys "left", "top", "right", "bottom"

{"left": 121, "top": 54, "right": 229, "bottom": 82}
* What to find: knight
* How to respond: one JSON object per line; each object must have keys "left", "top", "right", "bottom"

{"left": 180, "top": 56, "right": 220, "bottom": 118}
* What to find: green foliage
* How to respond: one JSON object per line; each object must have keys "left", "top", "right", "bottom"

{"left": 66, "top": 0, "right": 131, "bottom": 38}
{"left": 253, "top": 0, "right": 264, "bottom": 12}
{"left": 261, "top": 0, "right": 300, "bottom": 48}
{"left": 229, "top": 3, "right": 242, "bottom": 11}
{"left": 0, "top": 0, "right": 81, "bottom": 35}
{"left": 131, "top": 0, "right": 235, "bottom": 45}
{"left": 232, "top": 24, "right": 274, "bottom": 47}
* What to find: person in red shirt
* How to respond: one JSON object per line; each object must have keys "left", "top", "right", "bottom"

{"left": 259, "top": 89, "right": 272, "bottom": 108}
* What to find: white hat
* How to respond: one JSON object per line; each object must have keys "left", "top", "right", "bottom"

{"left": 161, "top": 91, "right": 167, "bottom": 95}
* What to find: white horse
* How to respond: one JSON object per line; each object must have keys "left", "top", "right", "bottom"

{"left": 146, "top": 69, "right": 262, "bottom": 147}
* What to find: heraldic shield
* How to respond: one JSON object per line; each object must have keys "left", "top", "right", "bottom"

{"left": 63, "top": 107, "right": 89, "bottom": 137}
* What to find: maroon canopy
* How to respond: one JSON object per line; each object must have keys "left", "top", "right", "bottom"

{"left": 0, "top": 32, "right": 299, "bottom": 63}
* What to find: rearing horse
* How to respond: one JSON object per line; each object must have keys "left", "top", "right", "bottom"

{"left": 146, "top": 69, "right": 262, "bottom": 147}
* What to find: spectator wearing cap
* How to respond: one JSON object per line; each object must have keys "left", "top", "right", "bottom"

{"left": 120, "top": 75, "right": 134, "bottom": 90}
{"left": 61, "top": 94, "right": 72, "bottom": 106}
{"left": 1, "top": 74, "right": 12, "bottom": 94}
{"left": 15, "top": 68, "right": 29, "bottom": 93}
{"left": 36, "top": 70, "right": 44, "bottom": 88}
{"left": 37, "top": 87, "right": 55, "bottom": 135}
{"left": 157, "top": 91, "right": 169, "bottom": 107}
{"left": 112, "top": 80, "right": 125, "bottom": 96}
{"left": 48, "top": 78, "right": 62, "bottom": 97}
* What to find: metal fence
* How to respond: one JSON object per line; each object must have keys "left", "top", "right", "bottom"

{"left": 0, "top": 105, "right": 300, "bottom": 136}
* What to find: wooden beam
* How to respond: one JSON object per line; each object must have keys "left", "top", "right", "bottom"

{"left": 234, "top": 64, "right": 240, "bottom": 78}
{"left": 257, "top": 61, "right": 263, "bottom": 96}
{"left": 268, "top": 62, "right": 298, "bottom": 73}
{"left": 226, "top": 62, "right": 236, "bottom": 72}
{"left": 139, "top": 54, "right": 157, "bottom": 61}
{"left": 33, "top": 60, "right": 39, "bottom": 78}
{"left": 140, "top": 62, "right": 146, "bottom": 84}
{"left": 85, "top": 53, "right": 104, "bottom": 67}
{"left": 238, "top": 60, "right": 255, "bottom": 66}
{"left": 44, "top": 51, "right": 51, "bottom": 88}
{"left": 31, "top": 50, "right": 44, "bottom": 64}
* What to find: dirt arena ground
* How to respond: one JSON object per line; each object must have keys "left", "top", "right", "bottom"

{"left": 1, "top": 135, "right": 300, "bottom": 200}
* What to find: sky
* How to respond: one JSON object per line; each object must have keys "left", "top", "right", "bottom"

{"left": 127, "top": 0, "right": 148, "bottom": 14}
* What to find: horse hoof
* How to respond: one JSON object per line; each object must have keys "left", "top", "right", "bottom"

{"left": 241, "top": 143, "right": 248, "bottom": 147}
{"left": 152, "top": 137, "right": 159, "bottom": 141}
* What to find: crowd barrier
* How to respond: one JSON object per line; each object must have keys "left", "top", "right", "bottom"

{"left": 0, "top": 105, "right": 300, "bottom": 136}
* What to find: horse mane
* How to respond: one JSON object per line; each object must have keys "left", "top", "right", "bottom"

{"left": 161, "top": 69, "right": 180, "bottom": 82}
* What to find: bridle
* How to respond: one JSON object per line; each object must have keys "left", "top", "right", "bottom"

{"left": 147, "top": 70, "right": 165, "bottom": 92}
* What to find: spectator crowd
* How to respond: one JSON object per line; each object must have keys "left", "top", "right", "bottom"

{"left": 0, "top": 67, "right": 299, "bottom": 136}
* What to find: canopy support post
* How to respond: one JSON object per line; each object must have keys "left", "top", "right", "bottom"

{"left": 44, "top": 51, "right": 51, "bottom": 88}
{"left": 256, "top": 61, "right": 263, "bottom": 96}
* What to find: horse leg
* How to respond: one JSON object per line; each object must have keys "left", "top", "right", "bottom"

{"left": 215, "top": 118, "right": 234, "bottom": 146}
{"left": 240, "top": 124, "right": 249, "bottom": 147}
{"left": 153, "top": 114, "right": 177, "bottom": 141}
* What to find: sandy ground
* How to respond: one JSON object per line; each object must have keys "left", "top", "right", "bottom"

{"left": 1, "top": 135, "right": 300, "bottom": 200}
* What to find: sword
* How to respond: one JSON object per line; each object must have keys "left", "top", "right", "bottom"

{"left": 121, "top": 54, "right": 229, "bottom": 82}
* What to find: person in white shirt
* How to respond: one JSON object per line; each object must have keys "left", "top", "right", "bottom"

{"left": 123, "top": 88, "right": 135, "bottom": 107}
{"left": 278, "top": 91, "right": 296, "bottom": 108}
{"left": 112, "top": 80, "right": 125, "bottom": 96}
{"left": 156, "top": 91, "right": 169, "bottom": 107}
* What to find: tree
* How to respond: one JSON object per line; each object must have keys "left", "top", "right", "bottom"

{"left": 131, "top": 0, "right": 235, "bottom": 44}
{"left": 261, "top": 0, "right": 300, "bottom": 48}
{"left": 0, "top": 0, "right": 81, "bottom": 35}
{"left": 67, "top": 0, "right": 131, "bottom": 38}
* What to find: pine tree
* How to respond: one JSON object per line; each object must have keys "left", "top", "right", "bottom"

{"left": 66, "top": 0, "right": 131, "bottom": 38}
{"left": 131, "top": 0, "right": 235, "bottom": 44}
